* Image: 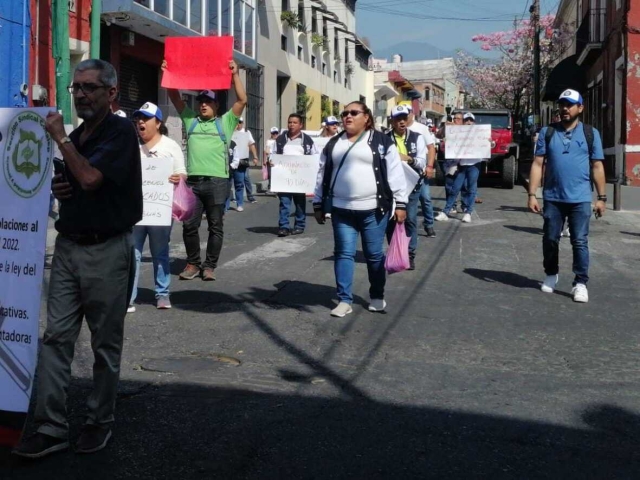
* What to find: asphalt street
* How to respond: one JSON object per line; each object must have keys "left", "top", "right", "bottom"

{"left": 2, "top": 179, "right": 640, "bottom": 479}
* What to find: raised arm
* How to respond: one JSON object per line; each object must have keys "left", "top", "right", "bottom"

{"left": 161, "top": 60, "right": 186, "bottom": 114}
{"left": 229, "top": 61, "right": 248, "bottom": 118}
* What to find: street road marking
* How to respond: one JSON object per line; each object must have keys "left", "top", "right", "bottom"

{"left": 222, "top": 237, "right": 317, "bottom": 268}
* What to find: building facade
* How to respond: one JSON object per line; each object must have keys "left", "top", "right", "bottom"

{"left": 258, "top": 0, "right": 374, "bottom": 135}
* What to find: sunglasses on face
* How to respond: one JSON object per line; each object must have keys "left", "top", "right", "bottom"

{"left": 67, "top": 83, "right": 108, "bottom": 95}
{"left": 341, "top": 110, "right": 364, "bottom": 118}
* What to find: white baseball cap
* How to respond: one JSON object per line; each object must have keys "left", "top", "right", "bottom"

{"left": 133, "top": 102, "right": 163, "bottom": 121}
{"left": 113, "top": 109, "right": 127, "bottom": 118}
{"left": 196, "top": 90, "right": 217, "bottom": 101}
{"left": 391, "top": 105, "right": 411, "bottom": 118}
{"left": 463, "top": 112, "right": 475, "bottom": 121}
{"left": 558, "top": 89, "right": 583, "bottom": 104}
{"left": 270, "top": 127, "right": 279, "bottom": 134}
{"left": 238, "top": 117, "right": 244, "bottom": 123}
{"left": 325, "top": 116, "right": 339, "bottom": 125}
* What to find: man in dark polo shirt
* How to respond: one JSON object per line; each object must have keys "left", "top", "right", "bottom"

{"left": 14, "top": 59, "right": 141, "bottom": 459}
{"left": 162, "top": 59, "right": 247, "bottom": 281}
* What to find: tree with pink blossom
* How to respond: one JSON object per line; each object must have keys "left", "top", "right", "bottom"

{"left": 456, "top": 15, "right": 572, "bottom": 124}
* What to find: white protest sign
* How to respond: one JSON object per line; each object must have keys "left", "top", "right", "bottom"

{"left": 0, "top": 108, "right": 54, "bottom": 432}
{"left": 137, "top": 156, "right": 174, "bottom": 226}
{"left": 445, "top": 125, "right": 491, "bottom": 159}
{"left": 270, "top": 154, "right": 320, "bottom": 194}
{"left": 401, "top": 162, "right": 421, "bottom": 197}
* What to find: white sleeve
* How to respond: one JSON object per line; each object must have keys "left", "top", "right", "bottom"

{"left": 313, "top": 151, "right": 327, "bottom": 205}
{"left": 384, "top": 144, "right": 409, "bottom": 205}
{"left": 423, "top": 130, "right": 435, "bottom": 146}
{"left": 167, "top": 137, "right": 187, "bottom": 175}
{"left": 413, "top": 135, "right": 427, "bottom": 171}
{"left": 231, "top": 147, "right": 240, "bottom": 169}
{"left": 248, "top": 130, "right": 255, "bottom": 145}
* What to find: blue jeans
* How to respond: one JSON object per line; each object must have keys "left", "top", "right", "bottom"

{"left": 445, "top": 164, "right": 480, "bottom": 213}
{"left": 542, "top": 201, "right": 591, "bottom": 286}
{"left": 332, "top": 208, "right": 389, "bottom": 304}
{"left": 241, "top": 166, "right": 255, "bottom": 200}
{"left": 419, "top": 180, "right": 434, "bottom": 227}
{"left": 278, "top": 193, "right": 306, "bottom": 230}
{"left": 233, "top": 169, "right": 245, "bottom": 208}
{"left": 131, "top": 224, "right": 172, "bottom": 303}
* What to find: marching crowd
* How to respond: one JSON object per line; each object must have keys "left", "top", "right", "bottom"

{"left": 12, "top": 53, "right": 605, "bottom": 459}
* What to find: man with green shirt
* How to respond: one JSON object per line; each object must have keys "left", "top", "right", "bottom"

{"left": 162, "top": 60, "right": 247, "bottom": 281}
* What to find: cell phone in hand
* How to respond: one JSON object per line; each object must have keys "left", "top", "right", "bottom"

{"left": 53, "top": 157, "right": 67, "bottom": 182}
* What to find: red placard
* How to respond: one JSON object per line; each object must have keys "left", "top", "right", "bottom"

{"left": 162, "top": 36, "right": 233, "bottom": 90}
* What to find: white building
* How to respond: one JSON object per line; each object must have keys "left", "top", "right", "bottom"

{"left": 258, "top": 0, "right": 375, "bottom": 140}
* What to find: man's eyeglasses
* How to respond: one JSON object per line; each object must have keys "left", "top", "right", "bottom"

{"left": 67, "top": 83, "right": 108, "bottom": 95}
{"left": 341, "top": 110, "right": 364, "bottom": 118}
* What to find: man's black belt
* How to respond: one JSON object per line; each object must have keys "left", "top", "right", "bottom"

{"left": 61, "top": 230, "right": 126, "bottom": 246}
{"left": 187, "top": 175, "right": 215, "bottom": 181}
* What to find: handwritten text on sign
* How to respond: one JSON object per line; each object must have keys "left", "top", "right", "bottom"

{"left": 270, "top": 154, "right": 320, "bottom": 194}
{"left": 138, "top": 156, "right": 174, "bottom": 226}
{"left": 445, "top": 125, "right": 492, "bottom": 159}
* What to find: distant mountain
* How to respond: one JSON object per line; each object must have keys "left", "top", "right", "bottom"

{"left": 371, "top": 41, "right": 457, "bottom": 62}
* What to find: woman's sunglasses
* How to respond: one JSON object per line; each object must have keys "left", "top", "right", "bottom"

{"left": 341, "top": 110, "right": 364, "bottom": 118}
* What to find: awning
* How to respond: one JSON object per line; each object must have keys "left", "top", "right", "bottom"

{"left": 542, "top": 54, "right": 585, "bottom": 102}
{"left": 375, "top": 84, "right": 398, "bottom": 99}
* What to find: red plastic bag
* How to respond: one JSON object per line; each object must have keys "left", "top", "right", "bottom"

{"left": 172, "top": 177, "right": 198, "bottom": 222}
{"left": 385, "top": 222, "right": 410, "bottom": 274}
{"left": 262, "top": 164, "right": 269, "bottom": 181}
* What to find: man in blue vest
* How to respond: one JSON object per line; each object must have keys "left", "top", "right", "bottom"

{"left": 386, "top": 105, "right": 427, "bottom": 270}
{"left": 272, "top": 113, "right": 317, "bottom": 236}
{"left": 528, "top": 89, "right": 606, "bottom": 303}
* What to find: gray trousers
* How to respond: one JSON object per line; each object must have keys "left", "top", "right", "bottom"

{"left": 35, "top": 232, "right": 134, "bottom": 439}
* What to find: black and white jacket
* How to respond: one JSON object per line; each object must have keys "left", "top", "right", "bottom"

{"left": 313, "top": 129, "right": 408, "bottom": 213}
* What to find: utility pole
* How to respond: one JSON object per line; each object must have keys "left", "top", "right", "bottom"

{"left": 531, "top": 0, "right": 541, "bottom": 128}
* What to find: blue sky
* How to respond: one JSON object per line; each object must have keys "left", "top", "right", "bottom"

{"left": 355, "top": 0, "right": 560, "bottom": 58}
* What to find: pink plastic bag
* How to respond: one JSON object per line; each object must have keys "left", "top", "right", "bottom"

{"left": 385, "top": 223, "right": 410, "bottom": 274}
{"left": 172, "top": 177, "right": 198, "bottom": 222}
{"left": 262, "top": 163, "right": 269, "bottom": 181}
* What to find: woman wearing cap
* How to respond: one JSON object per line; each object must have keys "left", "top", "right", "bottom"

{"left": 320, "top": 116, "right": 340, "bottom": 137}
{"left": 129, "top": 102, "right": 187, "bottom": 312}
{"left": 313, "top": 101, "right": 407, "bottom": 318}
{"left": 440, "top": 112, "right": 485, "bottom": 223}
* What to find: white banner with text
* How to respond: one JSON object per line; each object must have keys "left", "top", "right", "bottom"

{"left": 137, "top": 156, "right": 174, "bottom": 226}
{"left": 445, "top": 125, "right": 492, "bottom": 159}
{"left": 270, "top": 154, "right": 320, "bottom": 194}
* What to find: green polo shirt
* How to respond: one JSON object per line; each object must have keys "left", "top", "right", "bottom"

{"left": 180, "top": 107, "right": 239, "bottom": 178}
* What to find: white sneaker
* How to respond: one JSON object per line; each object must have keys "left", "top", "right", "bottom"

{"left": 571, "top": 283, "right": 589, "bottom": 303}
{"left": 435, "top": 212, "right": 449, "bottom": 222}
{"left": 330, "top": 302, "right": 353, "bottom": 317}
{"left": 127, "top": 306, "right": 136, "bottom": 314}
{"left": 561, "top": 228, "right": 570, "bottom": 237}
{"left": 368, "top": 299, "right": 387, "bottom": 312}
{"left": 325, "top": 213, "right": 332, "bottom": 219}
{"left": 461, "top": 213, "right": 471, "bottom": 223}
{"left": 237, "top": 206, "right": 244, "bottom": 212}
{"left": 541, "top": 274, "right": 558, "bottom": 293}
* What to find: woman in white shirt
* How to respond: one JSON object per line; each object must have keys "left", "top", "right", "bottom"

{"left": 313, "top": 101, "right": 407, "bottom": 318}
{"left": 129, "top": 102, "right": 187, "bottom": 312}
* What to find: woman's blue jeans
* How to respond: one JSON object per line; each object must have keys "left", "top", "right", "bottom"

{"left": 332, "top": 208, "right": 389, "bottom": 304}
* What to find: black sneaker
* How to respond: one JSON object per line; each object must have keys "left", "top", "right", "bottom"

{"left": 425, "top": 227, "right": 436, "bottom": 238}
{"left": 249, "top": 198, "right": 257, "bottom": 204}
{"left": 277, "top": 228, "right": 290, "bottom": 237}
{"left": 13, "top": 432, "right": 69, "bottom": 459}
{"left": 408, "top": 257, "right": 415, "bottom": 270}
{"left": 75, "top": 425, "right": 112, "bottom": 454}
{"left": 291, "top": 228, "right": 304, "bottom": 235}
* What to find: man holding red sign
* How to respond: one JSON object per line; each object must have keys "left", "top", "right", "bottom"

{"left": 161, "top": 60, "right": 247, "bottom": 282}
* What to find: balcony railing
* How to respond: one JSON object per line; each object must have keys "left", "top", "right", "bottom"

{"left": 576, "top": 8, "right": 605, "bottom": 65}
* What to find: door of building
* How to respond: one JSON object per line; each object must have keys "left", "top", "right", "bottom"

{"left": 118, "top": 56, "right": 159, "bottom": 117}
{"left": 245, "top": 66, "right": 264, "bottom": 159}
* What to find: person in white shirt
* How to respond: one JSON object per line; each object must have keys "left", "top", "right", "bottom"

{"left": 264, "top": 126, "right": 279, "bottom": 193}
{"left": 313, "top": 101, "right": 407, "bottom": 317}
{"left": 438, "top": 112, "right": 486, "bottom": 223}
{"left": 231, "top": 118, "right": 259, "bottom": 206}
{"left": 401, "top": 103, "right": 438, "bottom": 238}
{"left": 129, "top": 102, "right": 186, "bottom": 312}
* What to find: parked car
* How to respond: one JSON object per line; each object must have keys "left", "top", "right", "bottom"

{"left": 436, "top": 109, "right": 520, "bottom": 189}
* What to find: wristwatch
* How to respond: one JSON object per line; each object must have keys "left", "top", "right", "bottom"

{"left": 597, "top": 195, "right": 607, "bottom": 202}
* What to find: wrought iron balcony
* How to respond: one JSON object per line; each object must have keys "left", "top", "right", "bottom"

{"left": 576, "top": 8, "right": 605, "bottom": 66}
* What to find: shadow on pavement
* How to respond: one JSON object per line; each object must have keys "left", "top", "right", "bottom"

{"left": 464, "top": 268, "right": 574, "bottom": 299}
{"left": 2, "top": 381, "right": 639, "bottom": 479}
{"left": 245, "top": 226, "right": 281, "bottom": 235}
{"left": 620, "top": 231, "right": 640, "bottom": 237}
{"left": 503, "top": 225, "right": 544, "bottom": 235}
